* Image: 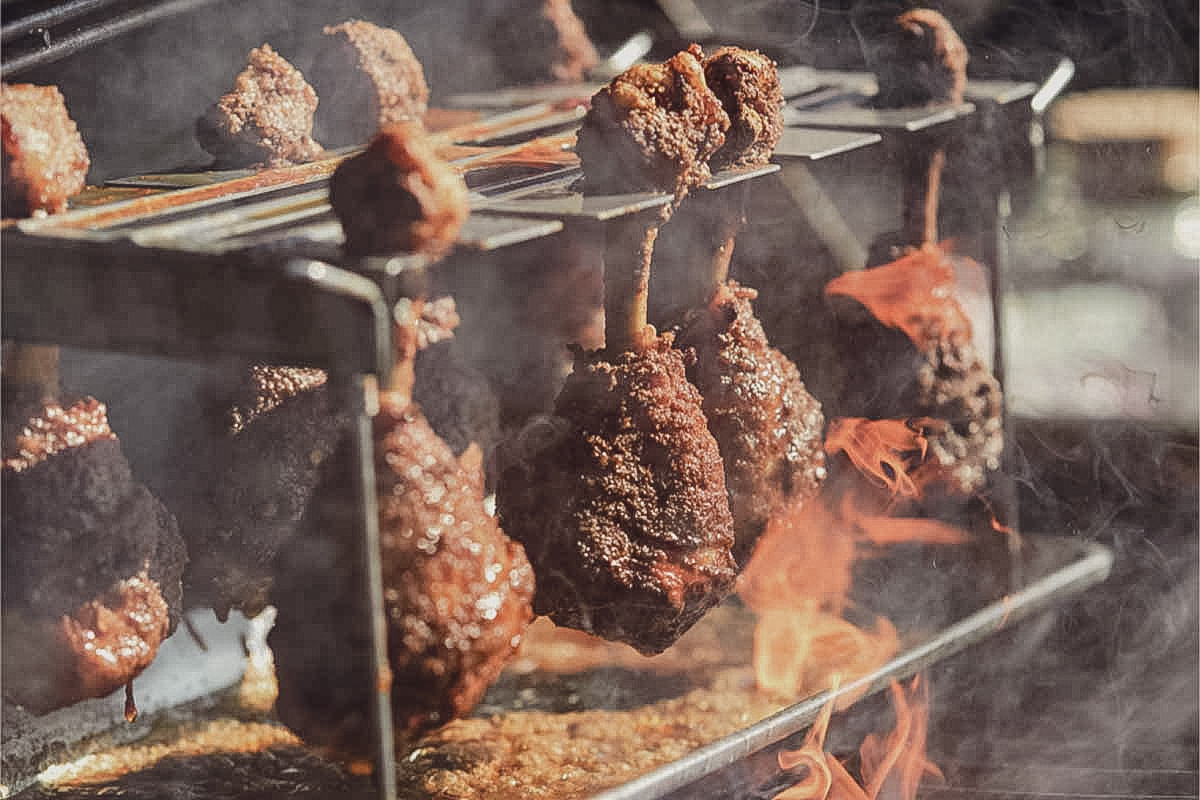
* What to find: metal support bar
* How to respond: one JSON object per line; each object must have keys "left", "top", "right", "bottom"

{"left": 345, "top": 374, "right": 398, "bottom": 800}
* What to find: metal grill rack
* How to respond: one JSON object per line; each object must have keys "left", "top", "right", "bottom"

{"left": 1, "top": 50, "right": 1096, "bottom": 799}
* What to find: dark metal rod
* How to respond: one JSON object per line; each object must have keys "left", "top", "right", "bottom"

{"left": 350, "top": 375, "right": 398, "bottom": 800}
{"left": 2, "top": 0, "right": 223, "bottom": 75}
{"left": 2, "top": 0, "right": 122, "bottom": 42}
{"left": 594, "top": 540, "right": 1113, "bottom": 800}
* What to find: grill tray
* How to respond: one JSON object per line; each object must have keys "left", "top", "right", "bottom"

{"left": 9, "top": 535, "right": 1111, "bottom": 799}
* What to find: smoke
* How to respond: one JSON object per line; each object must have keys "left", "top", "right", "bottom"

{"left": 925, "top": 420, "right": 1199, "bottom": 788}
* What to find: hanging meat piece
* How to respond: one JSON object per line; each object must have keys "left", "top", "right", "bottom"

{"left": 702, "top": 46, "right": 784, "bottom": 171}
{"left": 2, "top": 396, "right": 186, "bottom": 713}
{"left": 179, "top": 365, "right": 345, "bottom": 620}
{"left": 272, "top": 301, "right": 534, "bottom": 754}
{"left": 1, "top": 82, "right": 90, "bottom": 218}
{"left": 825, "top": 246, "right": 1003, "bottom": 495}
{"left": 497, "top": 328, "right": 738, "bottom": 656}
{"left": 309, "top": 20, "right": 429, "bottom": 149}
{"left": 673, "top": 282, "right": 826, "bottom": 565}
{"left": 329, "top": 120, "right": 469, "bottom": 258}
{"left": 574, "top": 43, "right": 729, "bottom": 197}
{"left": 871, "top": 8, "right": 968, "bottom": 108}
{"left": 196, "top": 44, "right": 324, "bottom": 169}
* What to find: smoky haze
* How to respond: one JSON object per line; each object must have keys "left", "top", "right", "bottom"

{"left": 4, "top": 0, "right": 1196, "bottom": 796}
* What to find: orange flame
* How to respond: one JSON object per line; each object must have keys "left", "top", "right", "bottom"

{"left": 824, "top": 244, "right": 973, "bottom": 350}
{"left": 824, "top": 418, "right": 934, "bottom": 501}
{"left": 739, "top": 500, "right": 902, "bottom": 700}
{"left": 774, "top": 676, "right": 941, "bottom": 800}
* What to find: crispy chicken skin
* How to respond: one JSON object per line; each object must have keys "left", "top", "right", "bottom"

{"left": 497, "top": 332, "right": 738, "bottom": 655}
{"left": 674, "top": 282, "right": 826, "bottom": 565}
{"left": 271, "top": 391, "right": 534, "bottom": 753}
{"left": 180, "top": 366, "right": 344, "bottom": 620}
{"left": 2, "top": 398, "right": 185, "bottom": 713}
{"left": 330, "top": 121, "right": 469, "bottom": 258}
{"left": 574, "top": 44, "right": 729, "bottom": 197}
{"left": 702, "top": 47, "right": 784, "bottom": 171}
{"left": 309, "top": 20, "right": 429, "bottom": 148}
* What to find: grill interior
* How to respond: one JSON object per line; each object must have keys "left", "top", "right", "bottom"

{"left": 4, "top": 2, "right": 1195, "bottom": 798}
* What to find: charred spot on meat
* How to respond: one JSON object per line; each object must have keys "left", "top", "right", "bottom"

{"left": 196, "top": 44, "right": 324, "bottom": 169}
{"left": 2, "top": 397, "right": 185, "bottom": 713}
{"left": 330, "top": 121, "right": 469, "bottom": 258}
{"left": 2, "top": 83, "right": 89, "bottom": 218}
{"left": 308, "top": 20, "right": 430, "bottom": 149}
{"left": 870, "top": 8, "right": 968, "bottom": 108}
{"left": 702, "top": 47, "right": 784, "bottom": 171}
{"left": 487, "top": 0, "right": 599, "bottom": 86}
{"left": 179, "top": 365, "right": 345, "bottom": 621}
{"left": 574, "top": 44, "right": 729, "bottom": 198}
{"left": 496, "top": 334, "right": 739, "bottom": 656}
{"left": 673, "top": 282, "right": 826, "bottom": 565}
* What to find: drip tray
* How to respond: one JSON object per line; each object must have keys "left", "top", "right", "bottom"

{"left": 8, "top": 535, "right": 1111, "bottom": 799}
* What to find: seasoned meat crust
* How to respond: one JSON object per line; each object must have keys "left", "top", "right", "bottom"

{"left": 196, "top": 44, "right": 324, "bottom": 168}
{"left": 330, "top": 121, "right": 469, "bottom": 258}
{"left": 574, "top": 45, "right": 729, "bottom": 198}
{"left": 872, "top": 8, "right": 968, "bottom": 108}
{"left": 272, "top": 396, "right": 534, "bottom": 755}
{"left": 674, "top": 282, "right": 826, "bottom": 565}
{"left": 1, "top": 82, "right": 89, "bottom": 217}
{"left": 496, "top": 333, "right": 738, "bottom": 655}
{"left": 375, "top": 397, "right": 535, "bottom": 735}
{"left": 181, "top": 366, "right": 344, "bottom": 620}
{"left": 702, "top": 47, "right": 784, "bottom": 171}
{"left": 310, "top": 20, "right": 429, "bottom": 148}
{"left": 2, "top": 398, "right": 185, "bottom": 713}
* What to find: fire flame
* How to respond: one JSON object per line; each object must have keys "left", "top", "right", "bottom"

{"left": 738, "top": 499, "right": 902, "bottom": 700}
{"left": 824, "top": 417, "right": 932, "bottom": 501}
{"left": 773, "top": 676, "right": 942, "bottom": 800}
{"left": 739, "top": 418, "right": 965, "bottom": 699}
{"left": 823, "top": 243, "right": 973, "bottom": 350}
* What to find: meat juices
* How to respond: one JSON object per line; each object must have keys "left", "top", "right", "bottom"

{"left": 1, "top": 83, "right": 89, "bottom": 217}
{"left": 180, "top": 366, "right": 345, "bottom": 620}
{"left": 674, "top": 283, "right": 826, "bottom": 565}
{"left": 309, "top": 20, "right": 430, "bottom": 149}
{"left": 497, "top": 334, "right": 738, "bottom": 656}
{"left": 196, "top": 44, "right": 324, "bottom": 169}
{"left": 488, "top": 0, "right": 599, "bottom": 86}
{"left": 871, "top": 8, "right": 968, "bottom": 108}
{"left": 702, "top": 47, "right": 784, "bottom": 171}
{"left": 574, "top": 44, "right": 729, "bottom": 197}
{"left": 330, "top": 121, "right": 469, "bottom": 258}
{"left": 2, "top": 398, "right": 185, "bottom": 713}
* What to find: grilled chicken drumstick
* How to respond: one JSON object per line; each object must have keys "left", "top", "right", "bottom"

{"left": 271, "top": 122, "right": 533, "bottom": 757}
{"left": 2, "top": 345, "right": 186, "bottom": 715}
{"left": 657, "top": 47, "right": 826, "bottom": 566}
{"left": 497, "top": 46, "right": 740, "bottom": 656}
{"left": 2, "top": 82, "right": 90, "bottom": 218}
{"left": 827, "top": 9, "right": 1002, "bottom": 497}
